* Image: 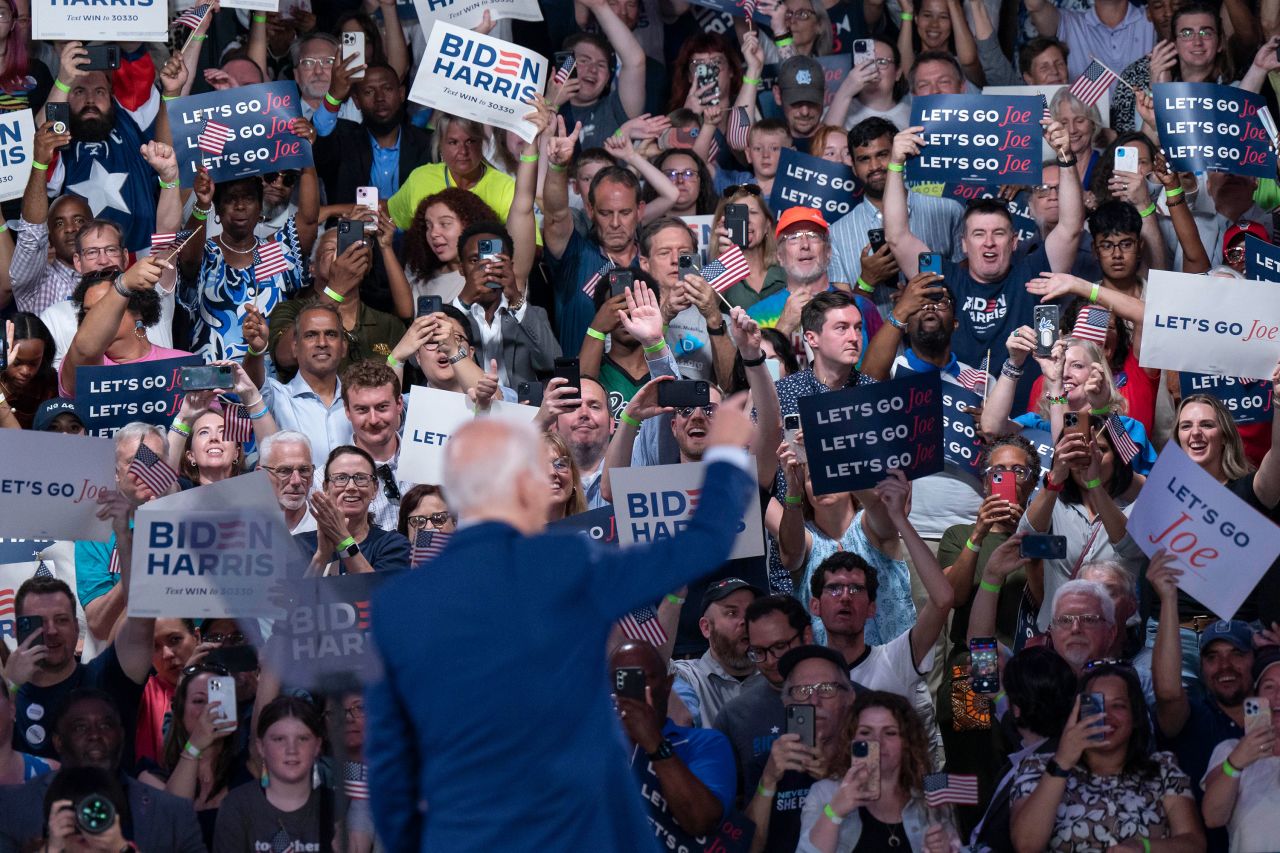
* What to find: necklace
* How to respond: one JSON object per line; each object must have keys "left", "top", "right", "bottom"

{"left": 217, "top": 234, "right": 257, "bottom": 255}
{"left": 887, "top": 825, "right": 901, "bottom": 847}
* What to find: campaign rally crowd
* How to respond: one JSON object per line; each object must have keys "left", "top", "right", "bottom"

{"left": 0, "top": 0, "right": 1279, "bottom": 849}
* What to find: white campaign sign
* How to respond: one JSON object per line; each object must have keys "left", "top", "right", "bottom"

{"left": 34, "top": 0, "right": 168, "bottom": 42}
{"left": 611, "top": 462, "right": 764, "bottom": 560}
{"left": 221, "top": 0, "right": 281, "bottom": 13}
{"left": 680, "top": 215, "right": 714, "bottom": 260}
{"left": 397, "top": 385, "right": 539, "bottom": 486}
{"left": 0, "top": 431, "right": 115, "bottom": 541}
{"left": 1141, "top": 269, "right": 1280, "bottom": 378}
{"left": 1127, "top": 443, "right": 1280, "bottom": 621}
{"left": 0, "top": 110, "right": 34, "bottom": 203}
{"left": 411, "top": 0, "right": 542, "bottom": 38}
{"left": 408, "top": 22, "right": 547, "bottom": 143}
{"left": 129, "top": 472, "right": 297, "bottom": 619}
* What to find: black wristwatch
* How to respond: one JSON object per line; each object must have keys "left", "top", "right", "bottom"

{"left": 1044, "top": 758, "right": 1072, "bottom": 778}
{"left": 1056, "top": 156, "right": 1078, "bottom": 168}
{"left": 707, "top": 322, "right": 726, "bottom": 336}
{"left": 647, "top": 739, "right": 676, "bottom": 762}
{"left": 340, "top": 539, "right": 361, "bottom": 559}
{"left": 741, "top": 352, "right": 766, "bottom": 367}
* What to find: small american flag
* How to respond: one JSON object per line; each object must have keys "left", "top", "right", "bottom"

{"left": 174, "top": 3, "right": 209, "bottom": 29}
{"left": 553, "top": 54, "right": 576, "bottom": 87}
{"left": 222, "top": 403, "right": 253, "bottom": 443}
{"left": 197, "top": 119, "right": 236, "bottom": 155}
{"left": 923, "top": 772, "right": 980, "bottom": 807}
{"left": 269, "top": 828, "right": 295, "bottom": 853}
{"left": 1072, "top": 306, "right": 1111, "bottom": 345}
{"left": 739, "top": 0, "right": 757, "bottom": 17}
{"left": 1105, "top": 415, "right": 1141, "bottom": 465}
{"left": 1067, "top": 59, "right": 1119, "bottom": 108}
{"left": 342, "top": 761, "right": 369, "bottom": 800}
{"left": 619, "top": 604, "right": 668, "bottom": 646}
{"left": 727, "top": 106, "right": 752, "bottom": 150}
{"left": 410, "top": 530, "right": 450, "bottom": 567}
{"left": 957, "top": 353, "right": 990, "bottom": 395}
{"left": 151, "top": 229, "right": 192, "bottom": 254}
{"left": 34, "top": 559, "right": 53, "bottom": 579}
{"left": 702, "top": 244, "right": 751, "bottom": 293}
{"left": 107, "top": 547, "right": 120, "bottom": 576}
{"left": 581, "top": 259, "right": 616, "bottom": 298}
{"left": 128, "top": 444, "right": 178, "bottom": 497}
{"left": 254, "top": 240, "right": 291, "bottom": 281}
{"left": 1039, "top": 93, "right": 1052, "bottom": 121}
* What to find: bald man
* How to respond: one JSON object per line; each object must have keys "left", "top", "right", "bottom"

{"left": 366, "top": 406, "right": 757, "bottom": 852}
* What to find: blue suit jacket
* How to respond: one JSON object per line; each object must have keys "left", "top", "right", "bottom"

{"left": 364, "top": 460, "right": 754, "bottom": 852}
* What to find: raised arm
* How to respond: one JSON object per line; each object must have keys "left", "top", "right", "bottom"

{"left": 1025, "top": 272, "right": 1145, "bottom": 327}
{"left": 509, "top": 99, "right": 554, "bottom": 283}
{"left": 289, "top": 119, "right": 321, "bottom": 256}
{"left": 604, "top": 133, "right": 680, "bottom": 221}
{"left": 375, "top": 0, "right": 410, "bottom": 80}
{"left": 601, "top": 374, "right": 674, "bottom": 503}
{"left": 980, "top": 325, "right": 1034, "bottom": 436}
{"left": 1254, "top": 360, "right": 1280, "bottom": 507}
{"left": 729, "top": 307, "right": 783, "bottom": 486}
{"left": 884, "top": 127, "right": 932, "bottom": 278}
{"left": 966, "top": 533, "right": 1028, "bottom": 643}
{"left": 178, "top": 168, "right": 212, "bottom": 282}
{"left": 823, "top": 61, "right": 879, "bottom": 128}
{"left": 542, "top": 115, "right": 581, "bottom": 259}
{"left": 579, "top": 0, "right": 647, "bottom": 118}
{"left": 1022, "top": 0, "right": 1060, "bottom": 38}
{"left": 947, "top": 0, "right": 984, "bottom": 84}
{"left": 1043, "top": 119, "right": 1083, "bottom": 273}
{"left": 247, "top": 12, "right": 268, "bottom": 78}
{"left": 1146, "top": 550, "right": 1190, "bottom": 738}
{"left": 1152, "top": 153, "right": 1210, "bottom": 274}
{"left": 61, "top": 258, "right": 168, "bottom": 397}
{"left": 102, "top": 490, "right": 155, "bottom": 684}
{"left": 861, "top": 272, "right": 943, "bottom": 380}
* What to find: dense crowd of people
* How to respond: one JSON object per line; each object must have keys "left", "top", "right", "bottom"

{"left": 0, "top": 0, "right": 1277, "bottom": 849}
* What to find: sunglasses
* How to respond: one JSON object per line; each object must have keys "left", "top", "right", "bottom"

{"left": 722, "top": 184, "right": 763, "bottom": 199}
{"left": 262, "top": 171, "right": 299, "bottom": 187}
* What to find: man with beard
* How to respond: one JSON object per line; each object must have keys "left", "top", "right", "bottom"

{"left": 312, "top": 63, "right": 433, "bottom": 206}
{"left": 259, "top": 431, "right": 317, "bottom": 534}
{"left": 827, "top": 118, "right": 963, "bottom": 321}
{"left": 772, "top": 57, "right": 825, "bottom": 153}
{"left": 292, "top": 33, "right": 362, "bottom": 124}
{"left": 671, "top": 578, "right": 764, "bottom": 729}
{"left": 341, "top": 360, "right": 410, "bottom": 532}
{"left": 43, "top": 41, "right": 165, "bottom": 253}
{"left": 0, "top": 689, "right": 205, "bottom": 852}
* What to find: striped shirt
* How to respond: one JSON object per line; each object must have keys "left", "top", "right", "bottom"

{"left": 10, "top": 219, "right": 80, "bottom": 315}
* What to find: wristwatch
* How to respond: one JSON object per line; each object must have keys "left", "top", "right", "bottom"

{"left": 1044, "top": 758, "right": 1072, "bottom": 778}
{"left": 647, "top": 739, "right": 676, "bottom": 762}
{"left": 447, "top": 343, "right": 470, "bottom": 365}
{"left": 340, "top": 539, "right": 361, "bottom": 559}
{"left": 707, "top": 322, "right": 726, "bottom": 336}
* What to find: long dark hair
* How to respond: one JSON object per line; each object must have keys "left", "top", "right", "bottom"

{"left": 668, "top": 33, "right": 742, "bottom": 114}
{"left": 162, "top": 667, "right": 240, "bottom": 798}
{"left": 4, "top": 312, "right": 56, "bottom": 392}
{"left": 1059, "top": 424, "right": 1135, "bottom": 505}
{"left": 1079, "top": 662, "right": 1158, "bottom": 778}
{"left": 646, "top": 148, "right": 717, "bottom": 215}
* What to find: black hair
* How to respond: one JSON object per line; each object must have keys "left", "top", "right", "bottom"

{"left": 1087, "top": 199, "right": 1143, "bottom": 240}
{"left": 256, "top": 694, "right": 325, "bottom": 740}
{"left": 72, "top": 269, "right": 162, "bottom": 328}
{"left": 588, "top": 165, "right": 642, "bottom": 209}
{"left": 1090, "top": 133, "right": 1156, "bottom": 204}
{"left": 213, "top": 175, "right": 264, "bottom": 211}
{"left": 847, "top": 117, "right": 898, "bottom": 152}
{"left": 7, "top": 312, "right": 57, "bottom": 392}
{"left": 745, "top": 593, "right": 809, "bottom": 633}
{"left": 53, "top": 688, "right": 121, "bottom": 739}
{"left": 1058, "top": 295, "right": 1132, "bottom": 374}
{"left": 963, "top": 197, "right": 1014, "bottom": 229}
{"left": 978, "top": 433, "right": 1042, "bottom": 487}
{"left": 1002, "top": 646, "right": 1076, "bottom": 736}
{"left": 1079, "top": 662, "right": 1158, "bottom": 778}
{"left": 437, "top": 304, "right": 477, "bottom": 349}
{"left": 592, "top": 269, "right": 660, "bottom": 310}
{"left": 646, "top": 148, "right": 717, "bottom": 215}
{"left": 727, "top": 327, "right": 800, "bottom": 394}
{"left": 810, "top": 551, "right": 879, "bottom": 602}
{"left": 1017, "top": 37, "right": 1070, "bottom": 78}
{"left": 324, "top": 444, "right": 376, "bottom": 481}
{"left": 456, "top": 220, "right": 513, "bottom": 262}
{"left": 800, "top": 290, "right": 857, "bottom": 336}
{"left": 1058, "top": 421, "right": 1135, "bottom": 505}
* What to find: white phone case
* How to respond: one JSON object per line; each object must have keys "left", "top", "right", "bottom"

{"left": 342, "top": 31, "right": 366, "bottom": 79}
{"left": 206, "top": 677, "right": 237, "bottom": 726}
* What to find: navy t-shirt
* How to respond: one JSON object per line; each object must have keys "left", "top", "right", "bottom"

{"left": 292, "top": 526, "right": 411, "bottom": 575}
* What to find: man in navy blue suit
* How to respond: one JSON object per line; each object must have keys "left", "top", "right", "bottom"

{"left": 365, "top": 396, "right": 759, "bottom": 852}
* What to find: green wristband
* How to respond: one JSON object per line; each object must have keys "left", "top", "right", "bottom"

{"left": 386, "top": 354, "right": 400, "bottom": 368}
{"left": 337, "top": 536, "right": 356, "bottom": 551}
{"left": 170, "top": 418, "right": 191, "bottom": 435}
{"left": 53, "top": 78, "right": 70, "bottom": 94}
{"left": 665, "top": 593, "right": 686, "bottom": 605}
{"left": 1083, "top": 478, "right": 1102, "bottom": 490}
{"left": 161, "top": 94, "right": 177, "bottom": 102}
{"left": 620, "top": 412, "right": 642, "bottom": 428}
{"left": 887, "top": 162, "right": 904, "bottom": 172}
{"left": 1222, "top": 758, "right": 1241, "bottom": 778}
{"left": 856, "top": 277, "right": 874, "bottom": 294}
{"left": 756, "top": 782, "right": 776, "bottom": 797}
{"left": 1138, "top": 202, "right": 1157, "bottom": 218}
{"left": 979, "top": 579, "right": 1003, "bottom": 594}
{"left": 252, "top": 13, "right": 267, "bottom": 22}
{"left": 158, "top": 177, "right": 177, "bottom": 190}
{"left": 1089, "top": 406, "right": 1111, "bottom": 415}
{"left": 323, "top": 286, "right": 345, "bottom": 303}
{"left": 776, "top": 37, "right": 794, "bottom": 47}
{"left": 1140, "top": 838, "right": 1151, "bottom": 853}
{"left": 900, "top": 11, "right": 913, "bottom": 20}
{"left": 7, "top": 681, "right": 18, "bottom": 697}
{"left": 192, "top": 208, "right": 208, "bottom": 222}
{"left": 325, "top": 92, "right": 342, "bottom": 107}
{"left": 823, "top": 803, "right": 843, "bottom": 825}
{"left": 183, "top": 741, "right": 202, "bottom": 759}
{"left": 742, "top": 75, "right": 761, "bottom": 86}
{"left": 586, "top": 327, "right": 607, "bottom": 341}
{"left": 31, "top": 161, "right": 48, "bottom": 171}
{"left": 965, "top": 537, "right": 981, "bottom": 553}
{"left": 519, "top": 154, "right": 539, "bottom": 163}
{"left": 1088, "top": 282, "right": 1101, "bottom": 304}
{"left": 549, "top": 163, "right": 567, "bottom": 172}
{"left": 784, "top": 495, "right": 803, "bottom": 506}
{"left": 643, "top": 339, "right": 666, "bottom": 354}
{"left": 0, "top": 222, "right": 8, "bottom": 234}
{"left": 1165, "top": 186, "right": 1184, "bottom": 198}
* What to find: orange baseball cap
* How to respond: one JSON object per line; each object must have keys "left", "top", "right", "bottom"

{"left": 775, "top": 206, "right": 829, "bottom": 237}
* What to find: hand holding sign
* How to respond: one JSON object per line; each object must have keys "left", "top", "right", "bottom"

{"left": 1144, "top": 548, "right": 1182, "bottom": 606}
{"left": 289, "top": 116, "right": 317, "bottom": 146}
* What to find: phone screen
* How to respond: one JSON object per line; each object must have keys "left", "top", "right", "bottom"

{"left": 969, "top": 638, "right": 999, "bottom": 693}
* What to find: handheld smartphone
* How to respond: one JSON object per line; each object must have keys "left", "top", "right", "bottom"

{"left": 1079, "top": 691, "right": 1106, "bottom": 740}
{"left": 477, "top": 238, "right": 501, "bottom": 261}
{"left": 518, "top": 381, "right": 545, "bottom": 406}
{"left": 724, "top": 204, "right": 749, "bottom": 248}
{"left": 16, "top": 615, "right": 42, "bottom": 646}
{"left": 1245, "top": 697, "right": 1272, "bottom": 734}
{"left": 852, "top": 39, "right": 875, "bottom": 67}
{"left": 81, "top": 44, "right": 121, "bottom": 71}
{"left": 850, "top": 740, "right": 881, "bottom": 800}
{"left": 608, "top": 269, "right": 634, "bottom": 298}
{"left": 46, "top": 102, "right": 70, "bottom": 137}
{"left": 416, "top": 295, "right": 443, "bottom": 318}
{"left": 990, "top": 470, "right": 1018, "bottom": 505}
{"left": 341, "top": 30, "right": 366, "bottom": 79}
{"left": 1114, "top": 145, "right": 1140, "bottom": 173}
{"left": 206, "top": 677, "right": 237, "bottom": 727}
{"left": 205, "top": 644, "right": 259, "bottom": 673}
{"left": 918, "top": 252, "right": 942, "bottom": 275}
{"left": 337, "top": 218, "right": 367, "bottom": 257}
{"left": 1033, "top": 304, "right": 1060, "bottom": 359}
{"left": 678, "top": 252, "right": 701, "bottom": 279}
{"left": 1020, "top": 533, "right": 1067, "bottom": 560}
{"left": 785, "top": 703, "right": 815, "bottom": 748}
{"left": 783, "top": 412, "right": 807, "bottom": 465}
{"left": 553, "top": 50, "right": 575, "bottom": 77}
{"left": 1062, "top": 410, "right": 1093, "bottom": 443}
{"left": 867, "top": 228, "right": 886, "bottom": 254}
{"left": 614, "top": 666, "right": 647, "bottom": 701}
{"left": 0, "top": 343, "right": 6, "bottom": 371}
{"left": 693, "top": 60, "right": 720, "bottom": 106}
{"left": 179, "top": 364, "right": 234, "bottom": 391}
{"left": 657, "top": 380, "right": 711, "bottom": 409}
{"left": 969, "top": 637, "right": 1000, "bottom": 693}
{"left": 552, "top": 357, "right": 581, "bottom": 397}
{"left": 356, "top": 186, "right": 378, "bottom": 211}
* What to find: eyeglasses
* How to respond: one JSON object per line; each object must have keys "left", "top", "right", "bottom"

{"left": 343, "top": 702, "right": 366, "bottom": 721}
{"left": 780, "top": 229, "right": 827, "bottom": 245}
{"left": 747, "top": 630, "right": 803, "bottom": 663}
{"left": 0, "top": 10, "right": 12, "bottom": 20}
{"left": 202, "top": 632, "right": 246, "bottom": 646}
{"left": 549, "top": 456, "right": 571, "bottom": 472}
{"left": 676, "top": 404, "right": 718, "bottom": 419}
{"left": 664, "top": 168, "right": 699, "bottom": 182}
{"left": 822, "top": 582, "right": 867, "bottom": 598}
{"left": 1096, "top": 238, "right": 1137, "bottom": 254}
{"left": 1176, "top": 26, "right": 1216, "bottom": 40}
{"left": 328, "top": 472, "right": 375, "bottom": 488}
{"left": 263, "top": 171, "right": 299, "bottom": 187}
{"left": 1050, "top": 613, "right": 1108, "bottom": 630}
{"left": 296, "top": 57, "right": 336, "bottom": 69}
{"left": 784, "top": 8, "right": 817, "bottom": 22}
{"left": 408, "top": 512, "right": 452, "bottom": 530}
{"left": 867, "top": 57, "right": 894, "bottom": 67}
{"left": 79, "top": 246, "right": 124, "bottom": 261}
{"left": 182, "top": 662, "right": 230, "bottom": 678}
{"left": 786, "top": 681, "right": 848, "bottom": 701}
{"left": 1084, "top": 658, "right": 1131, "bottom": 670}
{"left": 262, "top": 464, "right": 316, "bottom": 482}
{"left": 1032, "top": 183, "right": 1059, "bottom": 197}
{"left": 1225, "top": 246, "right": 1246, "bottom": 262}
{"left": 986, "top": 464, "right": 1034, "bottom": 482}
{"left": 423, "top": 334, "right": 470, "bottom": 352}
{"left": 722, "top": 184, "right": 763, "bottom": 199}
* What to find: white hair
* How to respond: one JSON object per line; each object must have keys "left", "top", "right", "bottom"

{"left": 1051, "top": 579, "right": 1116, "bottom": 627}
{"left": 1078, "top": 560, "right": 1135, "bottom": 598}
{"left": 1207, "top": 265, "right": 1245, "bottom": 279}
{"left": 114, "top": 421, "right": 168, "bottom": 455}
{"left": 441, "top": 418, "right": 543, "bottom": 517}
{"left": 259, "top": 430, "right": 312, "bottom": 464}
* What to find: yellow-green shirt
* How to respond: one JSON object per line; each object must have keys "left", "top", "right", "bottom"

{"left": 387, "top": 163, "right": 516, "bottom": 229}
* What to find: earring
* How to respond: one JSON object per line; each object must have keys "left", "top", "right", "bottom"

{"left": 312, "top": 764, "right": 321, "bottom": 789}
{"left": 260, "top": 767, "right": 270, "bottom": 789}
{"left": 133, "top": 319, "right": 146, "bottom": 339}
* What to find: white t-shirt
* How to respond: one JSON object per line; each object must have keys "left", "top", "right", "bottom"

{"left": 849, "top": 629, "right": 943, "bottom": 763}
{"left": 1204, "top": 740, "right": 1280, "bottom": 853}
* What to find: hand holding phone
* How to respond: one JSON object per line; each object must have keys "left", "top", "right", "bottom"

{"left": 918, "top": 252, "right": 942, "bottom": 276}
{"left": 783, "top": 413, "right": 807, "bottom": 465}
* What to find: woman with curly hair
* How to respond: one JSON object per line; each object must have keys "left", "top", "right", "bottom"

{"left": 401, "top": 189, "right": 500, "bottom": 303}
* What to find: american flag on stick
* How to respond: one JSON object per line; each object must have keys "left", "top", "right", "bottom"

{"left": 923, "top": 772, "right": 980, "bottom": 807}
{"left": 128, "top": 444, "right": 178, "bottom": 497}
{"left": 1067, "top": 59, "right": 1119, "bottom": 107}
{"left": 553, "top": 54, "right": 576, "bottom": 87}
{"left": 581, "top": 259, "right": 616, "bottom": 299}
{"left": 410, "top": 530, "right": 450, "bottom": 567}
{"left": 727, "top": 106, "right": 752, "bottom": 150}
{"left": 342, "top": 761, "right": 370, "bottom": 800}
{"left": 619, "top": 604, "right": 668, "bottom": 646}
{"left": 222, "top": 403, "right": 253, "bottom": 443}
{"left": 151, "top": 229, "right": 192, "bottom": 254}
{"left": 957, "top": 353, "right": 990, "bottom": 396}
{"left": 197, "top": 119, "right": 236, "bottom": 155}
{"left": 1071, "top": 306, "right": 1111, "bottom": 345}
{"left": 1104, "top": 415, "right": 1141, "bottom": 464}
{"left": 702, "top": 244, "right": 751, "bottom": 293}
{"left": 254, "top": 240, "right": 291, "bottom": 281}
{"left": 108, "top": 547, "right": 120, "bottom": 576}
{"left": 174, "top": 3, "right": 210, "bottom": 29}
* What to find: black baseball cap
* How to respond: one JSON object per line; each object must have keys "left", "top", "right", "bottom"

{"left": 778, "top": 644, "right": 849, "bottom": 682}
{"left": 33, "top": 398, "right": 83, "bottom": 432}
{"left": 700, "top": 577, "right": 762, "bottom": 614}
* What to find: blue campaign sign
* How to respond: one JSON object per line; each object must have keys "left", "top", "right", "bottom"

{"left": 75, "top": 355, "right": 203, "bottom": 437}
{"left": 1154, "top": 83, "right": 1276, "bottom": 179}
{"left": 1179, "top": 373, "right": 1274, "bottom": 426}
{"left": 768, "top": 148, "right": 862, "bottom": 225}
{"left": 548, "top": 505, "right": 618, "bottom": 545}
{"left": 170, "top": 82, "right": 313, "bottom": 188}
{"left": 797, "top": 372, "right": 944, "bottom": 495}
{"left": 907, "top": 95, "right": 1043, "bottom": 185}
{"left": 1245, "top": 234, "right": 1280, "bottom": 283}
{"left": 941, "top": 383, "right": 985, "bottom": 484}
{"left": 941, "top": 183, "right": 1038, "bottom": 243}
{"left": 684, "top": 0, "right": 769, "bottom": 25}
